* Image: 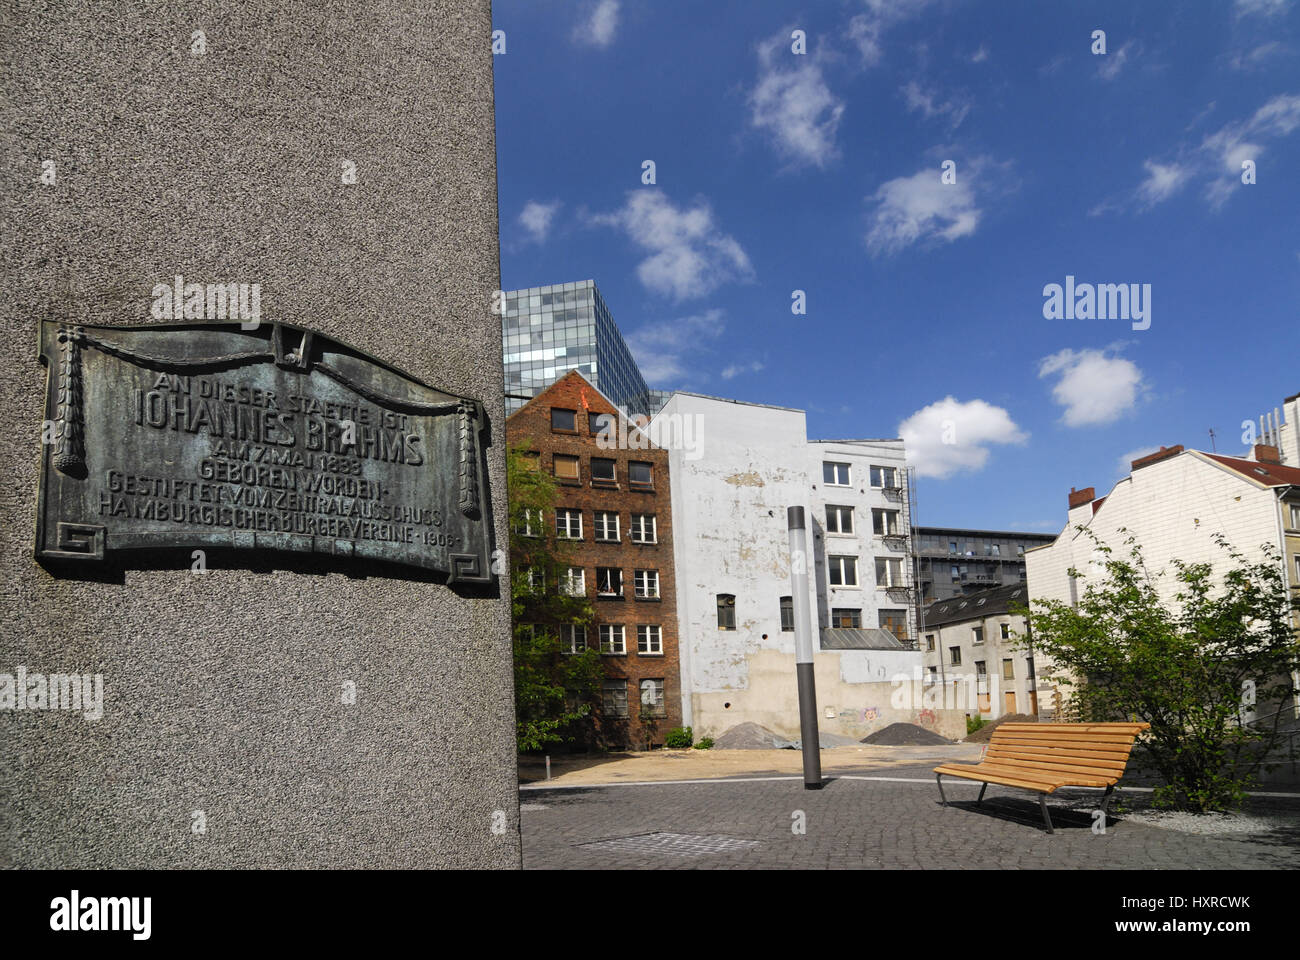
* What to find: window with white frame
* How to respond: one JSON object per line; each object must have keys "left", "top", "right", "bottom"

{"left": 823, "top": 461, "right": 850, "bottom": 485}
{"left": 872, "top": 508, "right": 900, "bottom": 536}
{"left": 828, "top": 555, "right": 858, "bottom": 586}
{"left": 596, "top": 567, "right": 623, "bottom": 596}
{"left": 591, "top": 457, "right": 617, "bottom": 485}
{"left": 522, "top": 565, "right": 544, "bottom": 593}
{"left": 602, "top": 679, "right": 628, "bottom": 716}
{"left": 628, "top": 461, "right": 653, "bottom": 489}
{"left": 561, "top": 624, "right": 587, "bottom": 654}
{"left": 599, "top": 624, "right": 626, "bottom": 654}
{"left": 594, "top": 510, "right": 620, "bottom": 542}
{"left": 639, "top": 678, "right": 666, "bottom": 717}
{"left": 556, "top": 508, "right": 582, "bottom": 539}
{"left": 637, "top": 624, "right": 662, "bottom": 655}
{"left": 875, "top": 556, "right": 903, "bottom": 587}
{"left": 630, "top": 513, "right": 657, "bottom": 543}
{"left": 1291, "top": 504, "right": 1300, "bottom": 531}
{"left": 869, "top": 465, "right": 897, "bottom": 488}
{"left": 517, "top": 508, "right": 542, "bottom": 537}
{"left": 634, "top": 569, "right": 659, "bottom": 599}
{"left": 825, "top": 505, "right": 854, "bottom": 534}
{"left": 972, "top": 625, "right": 985, "bottom": 645}
{"left": 562, "top": 566, "right": 585, "bottom": 597}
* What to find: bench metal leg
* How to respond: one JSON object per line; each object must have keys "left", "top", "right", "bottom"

{"left": 976, "top": 782, "right": 988, "bottom": 807}
{"left": 1098, "top": 785, "right": 1115, "bottom": 820}
{"left": 1039, "top": 794, "right": 1054, "bottom": 834}
{"left": 936, "top": 774, "right": 947, "bottom": 807}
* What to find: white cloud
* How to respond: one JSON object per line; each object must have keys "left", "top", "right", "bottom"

{"left": 625, "top": 308, "right": 726, "bottom": 385}
{"left": 848, "top": 0, "right": 934, "bottom": 66}
{"left": 1097, "top": 41, "right": 1136, "bottom": 81}
{"left": 899, "top": 396, "right": 1028, "bottom": 479}
{"left": 865, "top": 157, "right": 993, "bottom": 255}
{"left": 1136, "top": 161, "right": 1190, "bottom": 207}
{"left": 573, "top": 0, "right": 620, "bottom": 48}
{"left": 969, "top": 45, "right": 990, "bottom": 64}
{"left": 1235, "top": 0, "right": 1292, "bottom": 17}
{"left": 591, "top": 191, "right": 753, "bottom": 301}
{"left": 900, "top": 81, "right": 970, "bottom": 127}
{"left": 721, "top": 361, "right": 764, "bottom": 380}
{"left": 1227, "top": 41, "right": 1287, "bottom": 70}
{"left": 1038, "top": 348, "right": 1143, "bottom": 427}
{"left": 518, "top": 200, "right": 561, "bottom": 244}
{"left": 748, "top": 32, "right": 845, "bottom": 169}
{"left": 1117, "top": 446, "right": 1162, "bottom": 477}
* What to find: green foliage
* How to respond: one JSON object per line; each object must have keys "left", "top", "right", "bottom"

{"left": 694, "top": 737, "right": 715, "bottom": 750}
{"left": 966, "top": 714, "right": 986, "bottom": 735}
{"left": 1015, "top": 529, "right": 1300, "bottom": 813}
{"left": 509, "top": 442, "right": 604, "bottom": 752}
{"left": 664, "top": 726, "right": 694, "bottom": 749}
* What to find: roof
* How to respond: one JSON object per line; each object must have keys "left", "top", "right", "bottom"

{"left": 1201, "top": 453, "right": 1300, "bottom": 488}
{"left": 916, "top": 526, "right": 1057, "bottom": 541}
{"left": 922, "top": 583, "right": 1029, "bottom": 628}
{"left": 657, "top": 391, "right": 804, "bottom": 414}
{"left": 819, "top": 627, "right": 906, "bottom": 650}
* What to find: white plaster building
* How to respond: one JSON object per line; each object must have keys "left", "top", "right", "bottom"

{"left": 653, "top": 393, "right": 961, "bottom": 741}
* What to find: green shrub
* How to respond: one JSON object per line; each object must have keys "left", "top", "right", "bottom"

{"left": 694, "top": 737, "right": 714, "bottom": 750}
{"left": 966, "top": 715, "right": 986, "bottom": 735}
{"left": 664, "top": 726, "right": 693, "bottom": 749}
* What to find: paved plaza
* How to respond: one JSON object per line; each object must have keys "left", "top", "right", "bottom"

{"left": 520, "top": 764, "right": 1300, "bottom": 870}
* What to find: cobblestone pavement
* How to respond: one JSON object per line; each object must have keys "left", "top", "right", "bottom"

{"left": 521, "top": 765, "right": 1300, "bottom": 869}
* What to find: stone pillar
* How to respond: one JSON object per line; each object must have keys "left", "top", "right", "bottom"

{"left": 0, "top": 1, "right": 519, "bottom": 868}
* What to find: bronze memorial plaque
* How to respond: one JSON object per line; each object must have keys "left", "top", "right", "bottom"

{"left": 35, "top": 320, "right": 494, "bottom": 582}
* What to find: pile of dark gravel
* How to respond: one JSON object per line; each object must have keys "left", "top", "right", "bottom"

{"left": 860, "top": 723, "right": 953, "bottom": 746}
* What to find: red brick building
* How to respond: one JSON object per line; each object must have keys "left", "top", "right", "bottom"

{"left": 506, "top": 371, "right": 681, "bottom": 748}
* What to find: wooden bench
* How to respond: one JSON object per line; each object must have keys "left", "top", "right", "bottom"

{"left": 933, "top": 722, "right": 1150, "bottom": 833}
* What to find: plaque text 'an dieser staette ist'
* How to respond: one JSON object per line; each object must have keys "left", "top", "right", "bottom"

{"left": 36, "top": 321, "right": 493, "bottom": 581}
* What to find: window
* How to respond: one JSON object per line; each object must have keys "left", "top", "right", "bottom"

{"left": 520, "top": 451, "right": 540, "bottom": 472}
{"left": 637, "top": 624, "right": 662, "bottom": 655}
{"left": 1289, "top": 504, "right": 1300, "bottom": 530}
{"left": 639, "top": 679, "right": 666, "bottom": 717}
{"left": 717, "top": 594, "right": 736, "bottom": 630}
{"left": 927, "top": 666, "right": 939, "bottom": 684}
{"left": 950, "top": 565, "right": 960, "bottom": 578}
{"left": 972, "top": 625, "right": 984, "bottom": 645}
{"left": 556, "top": 508, "right": 582, "bottom": 539}
{"left": 596, "top": 567, "right": 623, "bottom": 597}
{"left": 562, "top": 566, "right": 585, "bottom": 597}
{"left": 869, "top": 465, "right": 897, "bottom": 488}
{"left": 875, "top": 557, "right": 903, "bottom": 588}
{"left": 553, "top": 454, "right": 579, "bottom": 482}
{"left": 1000, "top": 623, "right": 1011, "bottom": 641}
{"left": 628, "top": 461, "right": 653, "bottom": 489}
{"left": 925, "top": 633, "right": 935, "bottom": 651}
{"left": 828, "top": 555, "right": 858, "bottom": 586}
{"left": 879, "top": 609, "right": 907, "bottom": 640}
{"left": 1002, "top": 658, "right": 1015, "bottom": 681}
{"left": 949, "top": 646, "right": 962, "bottom": 666}
{"left": 634, "top": 569, "right": 660, "bottom": 599}
{"left": 522, "top": 565, "right": 544, "bottom": 593}
{"left": 949, "top": 541, "right": 958, "bottom": 554}
{"left": 594, "top": 510, "right": 620, "bottom": 542}
{"left": 550, "top": 408, "right": 576, "bottom": 432}
{"left": 823, "top": 461, "right": 850, "bottom": 485}
{"left": 602, "top": 679, "right": 628, "bottom": 716}
{"left": 872, "top": 509, "right": 900, "bottom": 536}
{"left": 1295, "top": 554, "right": 1300, "bottom": 583}
{"left": 831, "top": 608, "right": 861, "bottom": 628}
{"left": 591, "top": 458, "right": 617, "bottom": 485}
{"left": 991, "top": 544, "right": 1001, "bottom": 556}
{"left": 975, "top": 660, "right": 987, "bottom": 678}
{"left": 779, "top": 596, "right": 794, "bottom": 632}
{"left": 561, "top": 624, "right": 587, "bottom": 654}
{"left": 517, "top": 508, "right": 542, "bottom": 537}
{"left": 825, "top": 505, "right": 854, "bottom": 534}
{"left": 1017, "top": 543, "right": 1025, "bottom": 556}
{"left": 599, "top": 624, "right": 626, "bottom": 654}
{"left": 630, "top": 513, "right": 657, "bottom": 544}
{"left": 1027, "top": 657, "right": 1036, "bottom": 679}
{"left": 589, "top": 412, "right": 612, "bottom": 436}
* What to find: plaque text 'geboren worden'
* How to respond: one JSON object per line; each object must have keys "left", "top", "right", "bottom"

{"left": 36, "top": 321, "right": 493, "bottom": 581}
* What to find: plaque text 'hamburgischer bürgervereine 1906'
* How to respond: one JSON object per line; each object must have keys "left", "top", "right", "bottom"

{"left": 36, "top": 321, "right": 494, "bottom": 582}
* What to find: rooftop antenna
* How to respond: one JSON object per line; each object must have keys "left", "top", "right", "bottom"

{"left": 1207, "top": 427, "right": 1216, "bottom": 453}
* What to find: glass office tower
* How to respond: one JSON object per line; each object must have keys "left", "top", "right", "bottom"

{"left": 502, "top": 279, "right": 653, "bottom": 416}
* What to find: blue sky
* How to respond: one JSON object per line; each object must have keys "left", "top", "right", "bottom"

{"left": 492, "top": 0, "right": 1299, "bottom": 531}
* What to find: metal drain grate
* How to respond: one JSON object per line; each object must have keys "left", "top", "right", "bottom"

{"left": 577, "top": 832, "right": 760, "bottom": 858}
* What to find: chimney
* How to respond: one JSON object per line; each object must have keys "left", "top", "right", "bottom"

{"left": 1130, "top": 445, "right": 1184, "bottom": 472}
{"left": 1068, "top": 486, "right": 1095, "bottom": 509}
{"left": 1254, "top": 443, "right": 1281, "bottom": 465}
